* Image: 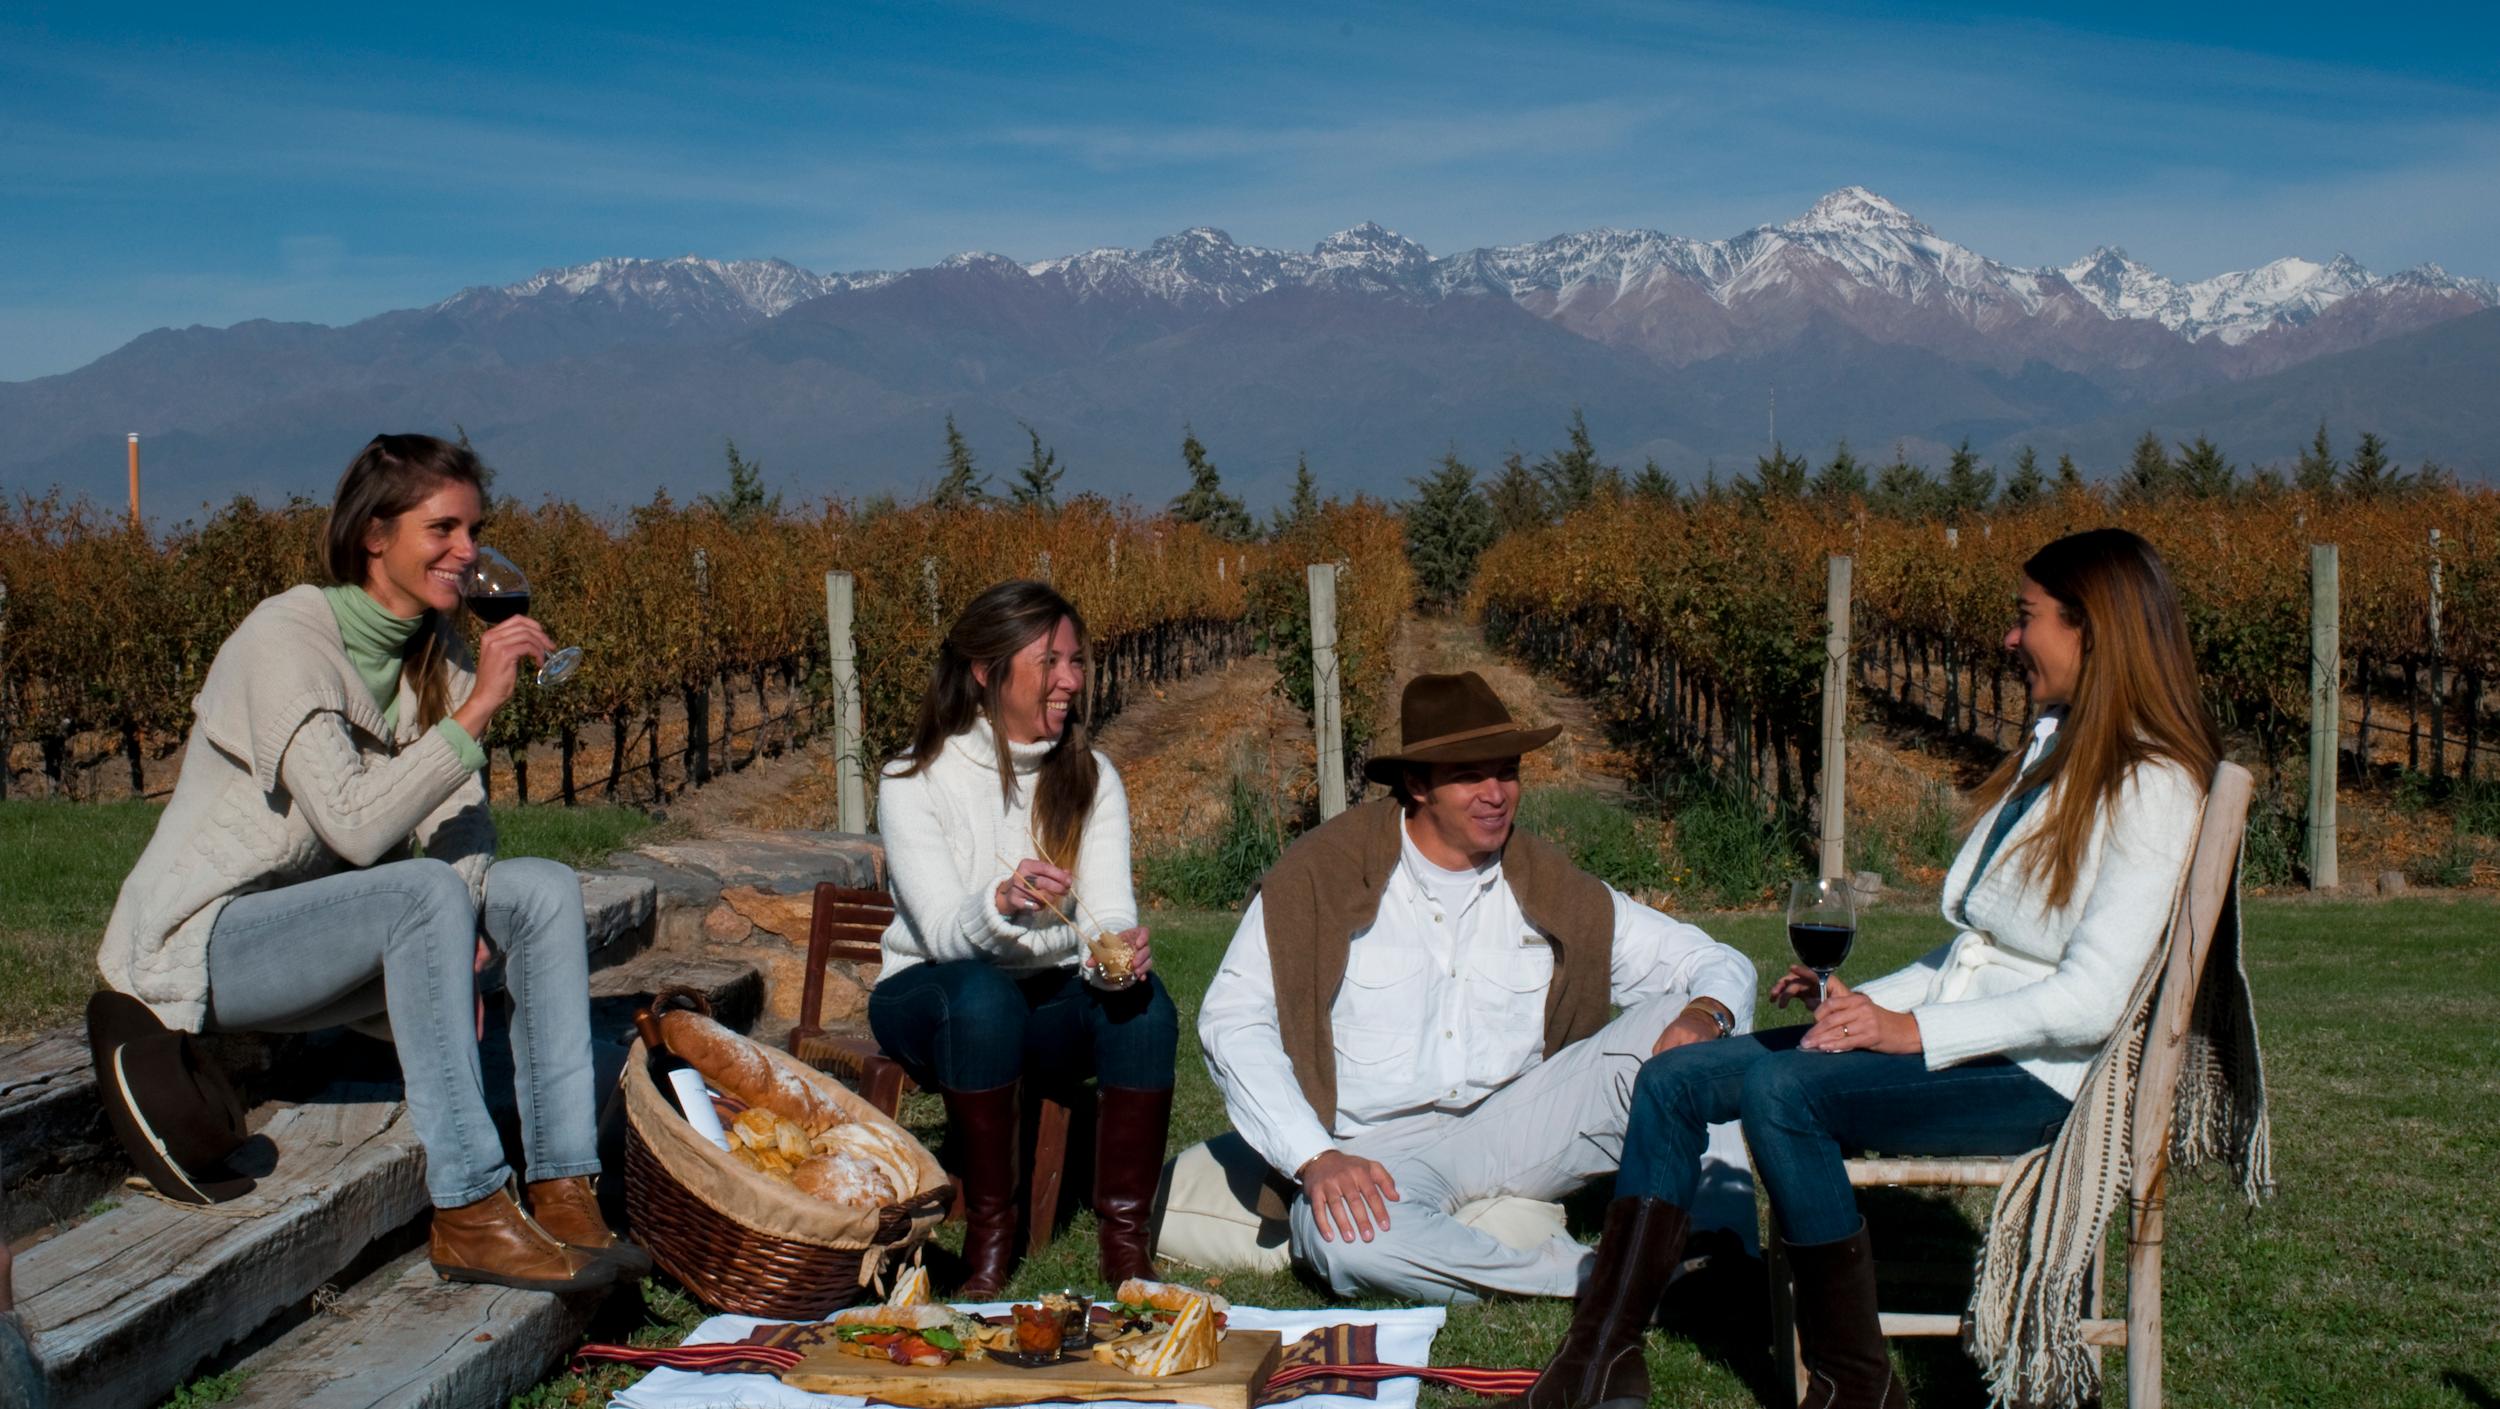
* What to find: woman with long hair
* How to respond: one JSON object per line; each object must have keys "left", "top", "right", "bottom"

{"left": 1504, "top": 528, "right": 2222, "bottom": 1409}
{"left": 869, "top": 579, "right": 1175, "bottom": 1296}
{"left": 97, "top": 433, "right": 637, "bottom": 1293}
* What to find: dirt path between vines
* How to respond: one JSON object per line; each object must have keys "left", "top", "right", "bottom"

{"left": 1384, "top": 614, "right": 1634, "bottom": 796}
{"left": 1092, "top": 653, "right": 1314, "bottom": 849}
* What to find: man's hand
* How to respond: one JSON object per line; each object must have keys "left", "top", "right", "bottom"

{"left": 1651, "top": 1007, "right": 1722, "bottom": 1055}
{"left": 1298, "top": 1150, "right": 1399, "bottom": 1244}
{"left": 1799, "top": 975, "right": 1922, "bottom": 1054}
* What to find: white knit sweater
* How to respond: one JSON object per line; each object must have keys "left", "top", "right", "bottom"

{"left": 1851, "top": 718, "right": 2204, "bottom": 1101}
{"left": 875, "top": 718, "right": 1138, "bottom": 979}
{"left": 99, "top": 586, "right": 493, "bottom": 1031}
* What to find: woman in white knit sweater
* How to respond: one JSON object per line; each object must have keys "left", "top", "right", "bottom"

{"left": 98, "top": 434, "right": 633, "bottom": 1294}
{"left": 870, "top": 580, "right": 1174, "bottom": 1295}
{"left": 1505, "top": 528, "right": 2223, "bottom": 1409}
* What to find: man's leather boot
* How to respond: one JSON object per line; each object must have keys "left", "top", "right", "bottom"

{"left": 946, "top": 1082, "right": 1022, "bottom": 1297}
{"left": 1495, "top": 1196, "right": 1690, "bottom": 1409}
{"left": 1093, "top": 1084, "right": 1173, "bottom": 1283}
{"left": 527, "top": 1175, "right": 653, "bottom": 1278}
{"left": 1784, "top": 1224, "right": 1908, "bottom": 1409}
{"left": 429, "top": 1186, "right": 619, "bottom": 1293}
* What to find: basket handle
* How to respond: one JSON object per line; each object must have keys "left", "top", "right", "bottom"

{"left": 632, "top": 985, "right": 715, "bottom": 1056}
{"left": 873, "top": 1187, "right": 954, "bottom": 1243}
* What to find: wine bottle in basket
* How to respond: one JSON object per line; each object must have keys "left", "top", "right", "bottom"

{"left": 636, "top": 1005, "right": 731, "bottom": 1151}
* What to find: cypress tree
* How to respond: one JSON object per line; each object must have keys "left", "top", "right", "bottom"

{"left": 1745, "top": 444, "right": 1809, "bottom": 501}
{"left": 2341, "top": 431, "right": 2405, "bottom": 499}
{"left": 1536, "top": 409, "right": 1618, "bottom": 515}
{"left": 2294, "top": 422, "right": 2340, "bottom": 494}
{"left": 933, "top": 414, "right": 988, "bottom": 506}
{"left": 2055, "top": 452, "right": 2086, "bottom": 494}
{"left": 2119, "top": 430, "right": 2174, "bottom": 503}
{"left": 2173, "top": 435, "right": 2236, "bottom": 500}
{"left": 1811, "top": 440, "right": 1868, "bottom": 503}
{"left": 1874, "top": 445, "right": 1936, "bottom": 518}
{"left": 1631, "top": 457, "right": 1677, "bottom": 503}
{"left": 699, "top": 437, "right": 779, "bottom": 524}
{"left": 1008, "top": 422, "right": 1063, "bottom": 510}
{"left": 1170, "top": 428, "right": 1255, "bottom": 541}
{"left": 1999, "top": 446, "right": 2046, "bottom": 507}
{"left": 1941, "top": 438, "right": 1996, "bottom": 512}
{"left": 1270, "top": 454, "right": 1322, "bottom": 537}
{"left": 1404, "top": 452, "right": 1496, "bottom": 611}
{"left": 1486, "top": 452, "right": 1550, "bottom": 536}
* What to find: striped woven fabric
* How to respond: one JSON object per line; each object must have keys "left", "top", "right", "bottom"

{"left": 570, "top": 1321, "right": 1539, "bottom": 1403}
{"left": 570, "top": 1340, "right": 803, "bottom": 1376}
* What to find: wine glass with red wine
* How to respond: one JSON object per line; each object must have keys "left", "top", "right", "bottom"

{"left": 1786, "top": 877, "right": 1857, "bottom": 1006}
{"left": 461, "top": 545, "right": 582, "bottom": 686}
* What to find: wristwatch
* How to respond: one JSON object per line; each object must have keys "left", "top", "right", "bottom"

{"left": 1685, "top": 1001, "right": 1733, "bottom": 1039}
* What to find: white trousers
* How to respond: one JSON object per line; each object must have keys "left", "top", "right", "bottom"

{"left": 1288, "top": 993, "right": 1757, "bottom": 1303}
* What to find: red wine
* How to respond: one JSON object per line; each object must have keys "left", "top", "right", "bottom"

{"left": 466, "top": 591, "right": 531, "bottom": 625}
{"left": 1790, "top": 922, "right": 1855, "bottom": 972}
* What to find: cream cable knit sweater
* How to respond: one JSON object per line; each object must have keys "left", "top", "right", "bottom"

{"left": 100, "top": 585, "right": 493, "bottom": 1031}
{"left": 875, "top": 718, "right": 1137, "bottom": 979}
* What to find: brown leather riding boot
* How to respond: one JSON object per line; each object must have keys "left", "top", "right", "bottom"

{"left": 429, "top": 1187, "right": 619, "bottom": 1293}
{"left": 527, "top": 1175, "right": 653, "bottom": 1278}
{"left": 1093, "top": 1084, "right": 1173, "bottom": 1283}
{"left": 945, "top": 1082, "right": 1021, "bottom": 1298}
{"left": 1495, "top": 1197, "right": 1690, "bottom": 1409}
{"left": 1785, "top": 1224, "right": 1908, "bottom": 1409}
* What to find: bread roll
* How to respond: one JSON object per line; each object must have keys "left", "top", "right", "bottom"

{"left": 794, "top": 1152, "right": 898, "bottom": 1208}
{"left": 659, "top": 1010, "right": 850, "bottom": 1132}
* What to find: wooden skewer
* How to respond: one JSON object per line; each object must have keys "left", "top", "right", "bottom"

{"left": 996, "top": 853, "right": 1135, "bottom": 979}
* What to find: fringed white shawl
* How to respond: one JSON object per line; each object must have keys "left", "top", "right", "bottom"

{"left": 1965, "top": 859, "right": 2275, "bottom": 1408}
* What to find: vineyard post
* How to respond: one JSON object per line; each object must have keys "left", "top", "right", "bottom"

{"left": 0, "top": 580, "right": 9, "bottom": 800}
{"left": 2308, "top": 544, "right": 2340, "bottom": 891}
{"left": 1818, "top": 555, "right": 1853, "bottom": 882}
{"left": 1307, "top": 562, "right": 1345, "bottom": 820}
{"left": 2428, "top": 527, "right": 2445, "bottom": 782}
{"left": 825, "top": 570, "right": 866, "bottom": 834}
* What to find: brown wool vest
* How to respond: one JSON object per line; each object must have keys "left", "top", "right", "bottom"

{"left": 1255, "top": 797, "right": 1616, "bottom": 1163}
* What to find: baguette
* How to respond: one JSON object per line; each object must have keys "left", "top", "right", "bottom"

{"left": 659, "top": 1010, "right": 850, "bottom": 1132}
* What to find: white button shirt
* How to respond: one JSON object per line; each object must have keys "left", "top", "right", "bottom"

{"left": 1199, "top": 823, "right": 1757, "bottom": 1180}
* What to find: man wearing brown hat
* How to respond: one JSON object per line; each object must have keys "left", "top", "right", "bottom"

{"left": 1193, "top": 672, "right": 1756, "bottom": 1303}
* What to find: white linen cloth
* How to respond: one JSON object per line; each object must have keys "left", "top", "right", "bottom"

{"left": 607, "top": 1304, "right": 1451, "bottom": 1409}
{"left": 1199, "top": 820, "right": 1757, "bottom": 1179}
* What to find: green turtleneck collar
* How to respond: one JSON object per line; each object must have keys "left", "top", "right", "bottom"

{"left": 322, "top": 584, "right": 422, "bottom": 727}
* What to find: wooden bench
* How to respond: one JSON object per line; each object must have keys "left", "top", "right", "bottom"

{"left": 787, "top": 882, "right": 1073, "bottom": 1258}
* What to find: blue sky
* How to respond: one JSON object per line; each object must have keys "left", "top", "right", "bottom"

{"left": 4, "top": 0, "right": 2496, "bottom": 382}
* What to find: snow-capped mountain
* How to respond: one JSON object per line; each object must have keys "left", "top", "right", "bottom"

{"left": 453, "top": 190, "right": 2490, "bottom": 358}
{"left": 442, "top": 255, "right": 894, "bottom": 323}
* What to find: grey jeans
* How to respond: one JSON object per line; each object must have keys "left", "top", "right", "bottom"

{"left": 205, "top": 857, "right": 600, "bottom": 1208}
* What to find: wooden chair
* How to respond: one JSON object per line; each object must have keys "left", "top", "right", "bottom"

{"left": 788, "top": 881, "right": 1073, "bottom": 1258}
{"left": 1767, "top": 761, "right": 2252, "bottom": 1409}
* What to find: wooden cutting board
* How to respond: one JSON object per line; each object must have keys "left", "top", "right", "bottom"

{"left": 778, "top": 1327, "right": 1284, "bottom": 1408}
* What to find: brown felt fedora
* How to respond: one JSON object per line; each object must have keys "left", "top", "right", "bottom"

{"left": 1361, "top": 671, "right": 1561, "bottom": 786}
{"left": 86, "top": 991, "right": 256, "bottom": 1205}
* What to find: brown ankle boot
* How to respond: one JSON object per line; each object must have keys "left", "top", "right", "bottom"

{"left": 945, "top": 1082, "right": 1021, "bottom": 1298}
{"left": 1495, "top": 1197, "right": 1690, "bottom": 1409}
{"left": 1093, "top": 1084, "right": 1173, "bottom": 1283}
{"left": 527, "top": 1175, "right": 653, "bottom": 1278}
{"left": 1784, "top": 1224, "right": 1907, "bottom": 1409}
{"left": 430, "top": 1187, "right": 619, "bottom": 1293}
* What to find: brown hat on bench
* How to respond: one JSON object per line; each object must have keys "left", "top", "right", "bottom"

{"left": 86, "top": 992, "right": 256, "bottom": 1204}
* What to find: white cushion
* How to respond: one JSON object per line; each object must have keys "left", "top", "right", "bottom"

{"left": 1152, "top": 1134, "right": 1568, "bottom": 1273}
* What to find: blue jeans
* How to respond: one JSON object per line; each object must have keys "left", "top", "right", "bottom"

{"left": 1617, "top": 1025, "right": 2073, "bottom": 1246}
{"left": 868, "top": 961, "right": 1178, "bottom": 1093}
{"left": 205, "top": 857, "right": 600, "bottom": 1209}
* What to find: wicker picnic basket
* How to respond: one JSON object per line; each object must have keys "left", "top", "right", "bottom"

{"left": 622, "top": 989, "right": 950, "bottom": 1319}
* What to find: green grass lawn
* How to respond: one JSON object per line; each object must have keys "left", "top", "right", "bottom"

{"left": 0, "top": 799, "right": 662, "bottom": 1039}
{"left": 524, "top": 892, "right": 2500, "bottom": 1409}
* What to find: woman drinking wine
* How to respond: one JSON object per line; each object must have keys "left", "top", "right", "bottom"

{"left": 96, "top": 433, "right": 635, "bottom": 1293}
{"left": 1501, "top": 527, "right": 2222, "bottom": 1409}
